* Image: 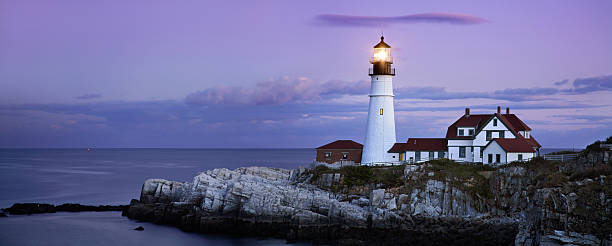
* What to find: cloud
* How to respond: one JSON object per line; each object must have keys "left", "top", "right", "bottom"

{"left": 185, "top": 75, "right": 612, "bottom": 106}
{"left": 315, "top": 13, "right": 486, "bottom": 27}
{"left": 554, "top": 80, "right": 569, "bottom": 86}
{"left": 75, "top": 93, "right": 102, "bottom": 100}
{"left": 395, "top": 86, "right": 490, "bottom": 100}
{"left": 565, "top": 75, "right": 612, "bottom": 94}
{"left": 185, "top": 77, "right": 368, "bottom": 106}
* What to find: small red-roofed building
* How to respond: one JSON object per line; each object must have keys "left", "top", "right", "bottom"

{"left": 316, "top": 140, "right": 363, "bottom": 164}
{"left": 388, "top": 138, "right": 448, "bottom": 163}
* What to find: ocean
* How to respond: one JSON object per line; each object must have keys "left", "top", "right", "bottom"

{"left": 0, "top": 148, "right": 314, "bottom": 246}
{"left": 0, "top": 148, "right": 314, "bottom": 208}
{"left": 0, "top": 148, "right": 568, "bottom": 245}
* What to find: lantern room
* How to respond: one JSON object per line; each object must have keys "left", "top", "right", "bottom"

{"left": 369, "top": 36, "right": 395, "bottom": 76}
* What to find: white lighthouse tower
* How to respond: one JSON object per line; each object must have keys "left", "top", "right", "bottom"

{"left": 361, "top": 36, "right": 397, "bottom": 165}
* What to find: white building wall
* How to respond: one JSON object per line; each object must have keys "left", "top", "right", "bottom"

{"left": 473, "top": 116, "right": 516, "bottom": 146}
{"left": 474, "top": 147, "right": 483, "bottom": 163}
{"left": 507, "top": 152, "right": 535, "bottom": 162}
{"left": 403, "top": 151, "right": 447, "bottom": 163}
{"left": 447, "top": 139, "right": 473, "bottom": 162}
{"left": 482, "top": 141, "right": 507, "bottom": 166}
{"left": 362, "top": 75, "right": 396, "bottom": 165}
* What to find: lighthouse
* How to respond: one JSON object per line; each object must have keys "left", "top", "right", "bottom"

{"left": 361, "top": 36, "right": 397, "bottom": 165}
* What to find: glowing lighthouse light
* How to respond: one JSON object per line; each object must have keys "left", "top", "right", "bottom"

{"left": 372, "top": 47, "right": 391, "bottom": 62}
{"left": 362, "top": 36, "right": 397, "bottom": 165}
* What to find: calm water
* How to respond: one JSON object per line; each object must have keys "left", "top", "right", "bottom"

{"left": 0, "top": 148, "right": 314, "bottom": 208}
{"left": 0, "top": 148, "right": 314, "bottom": 246}
{"left": 0, "top": 211, "right": 307, "bottom": 246}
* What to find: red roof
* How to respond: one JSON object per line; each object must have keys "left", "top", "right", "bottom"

{"left": 316, "top": 140, "right": 363, "bottom": 149}
{"left": 503, "top": 114, "right": 531, "bottom": 131}
{"left": 445, "top": 114, "right": 491, "bottom": 139}
{"left": 490, "top": 138, "right": 537, "bottom": 153}
{"left": 446, "top": 113, "right": 533, "bottom": 139}
{"left": 388, "top": 138, "right": 447, "bottom": 153}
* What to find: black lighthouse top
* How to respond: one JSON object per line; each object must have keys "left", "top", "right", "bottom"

{"left": 369, "top": 36, "right": 395, "bottom": 76}
{"left": 373, "top": 36, "right": 391, "bottom": 48}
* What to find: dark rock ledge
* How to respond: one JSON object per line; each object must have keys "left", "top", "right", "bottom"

{"left": 3, "top": 203, "right": 128, "bottom": 215}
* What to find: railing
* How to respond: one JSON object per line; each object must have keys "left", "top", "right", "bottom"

{"left": 368, "top": 68, "right": 395, "bottom": 76}
{"left": 543, "top": 153, "right": 578, "bottom": 162}
{"left": 369, "top": 56, "right": 393, "bottom": 64}
{"left": 312, "top": 160, "right": 356, "bottom": 169}
{"left": 361, "top": 156, "right": 445, "bottom": 166}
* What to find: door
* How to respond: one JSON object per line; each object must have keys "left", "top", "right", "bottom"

{"left": 495, "top": 154, "right": 500, "bottom": 163}
{"left": 399, "top": 153, "right": 404, "bottom": 161}
{"left": 488, "top": 154, "right": 493, "bottom": 164}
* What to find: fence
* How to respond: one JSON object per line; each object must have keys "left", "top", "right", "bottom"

{"left": 311, "top": 160, "right": 357, "bottom": 169}
{"left": 542, "top": 153, "right": 578, "bottom": 162}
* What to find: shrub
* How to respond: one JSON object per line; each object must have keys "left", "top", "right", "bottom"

{"left": 338, "top": 166, "right": 374, "bottom": 187}
{"left": 569, "top": 164, "right": 612, "bottom": 181}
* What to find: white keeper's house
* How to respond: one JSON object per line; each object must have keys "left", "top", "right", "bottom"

{"left": 389, "top": 106, "right": 541, "bottom": 165}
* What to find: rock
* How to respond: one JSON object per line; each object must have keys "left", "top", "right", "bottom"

{"left": 125, "top": 166, "right": 522, "bottom": 245}
{"left": 4, "top": 203, "right": 128, "bottom": 215}
{"left": 5, "top": 203, "right": 56, "bottom": 215}
{"left": 133, "top": 226, "right": 144, "bottom": 231}
{"left": 370, "top": 189, "right": 385, "bottom": 207}
{"left": 0, "top": 212, "right": 7, "bottom": 217}
{"left": 125, "top": 162, "right": 611, "bottom": 246}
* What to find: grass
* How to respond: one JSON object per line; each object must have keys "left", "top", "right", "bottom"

{"left": 569, "top": 164, "right": 612, "bottom": 181}
{"left": 423, "top": 159, "right": 495, "bottom": 199}
{"left": 307, "top": 164, "right": 404, "bottom": 189}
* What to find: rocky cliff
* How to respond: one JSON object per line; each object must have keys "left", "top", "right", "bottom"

{"left": 126, "top": 160, "right": 611, "bottom": 245}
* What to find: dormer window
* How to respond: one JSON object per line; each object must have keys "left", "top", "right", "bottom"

{"left": 493, "top": 119, "right": 498, "bottom": 126}
{"left": 458, "top": 129, "right": 464, "bottom": 136}
{"left": 468, "top": 129, "right": 474, "bottom": 136}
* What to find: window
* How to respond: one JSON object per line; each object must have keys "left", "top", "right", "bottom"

{"left": 518, "top": 154, "right": 523, "bottom": 161}
{"left": 470, "top": 146, "right": 474, "bottom": 152}
{"left": 379, "top": 108, "right": 383, "bottom": 115}
{"left": 500, "top": 131, "right": 505, "bottom": 138}
{"left": 415, "top": 151, "right": 421, "bottom": 162}
{"left": 480, "top": 148, "right": 483, "bottom": 158}
{"left": 459, "top": 147, "right": 466, "bottom": 158}
{"left": 493, "top": 119, "right": 498, "bottom": 126}
{"left": 429, "top": 151, "right": 434, "bottom": 160}
{"left": 341, "top": 152, "right": 348, "bottom": 160}
{"left": 486, "top": 131, "right": 492, "bottom": 141}
{"left": 458, "top": 129, "right": 464, "bottom": 136}
{"left": 438, "top": 151, "right": 445, "bottom": 159}
{"left": 325, "top": 152, "right": 331, "bottom": 159}
{"left": 495, "top": 154, "right": 500, "bottom": 163}
{"left": 488, "top": 154, "right": 493, "bottom": 163}
{"left": 468, "top": 129, "right": 474, "bottom": 136}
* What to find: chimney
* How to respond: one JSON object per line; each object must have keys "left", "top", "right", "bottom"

{"left": 497, "top": 106, "right": 501, "bottom": 114}
{"left": 506, "top": 107, "right": 510, "bottom": 115}
{"left": 465, "top": 108, "right": 470, "bottom": 117}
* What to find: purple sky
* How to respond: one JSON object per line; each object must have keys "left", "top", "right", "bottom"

{"left": 1, "top": 0, "right": 611, "bottom": 148}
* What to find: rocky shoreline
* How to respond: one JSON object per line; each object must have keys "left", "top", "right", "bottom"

{"left": 121, "top": 160, "right": 610, "bottom": 245}
{"left": 4, "top": 157, "right": 608, "bottom": 245}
